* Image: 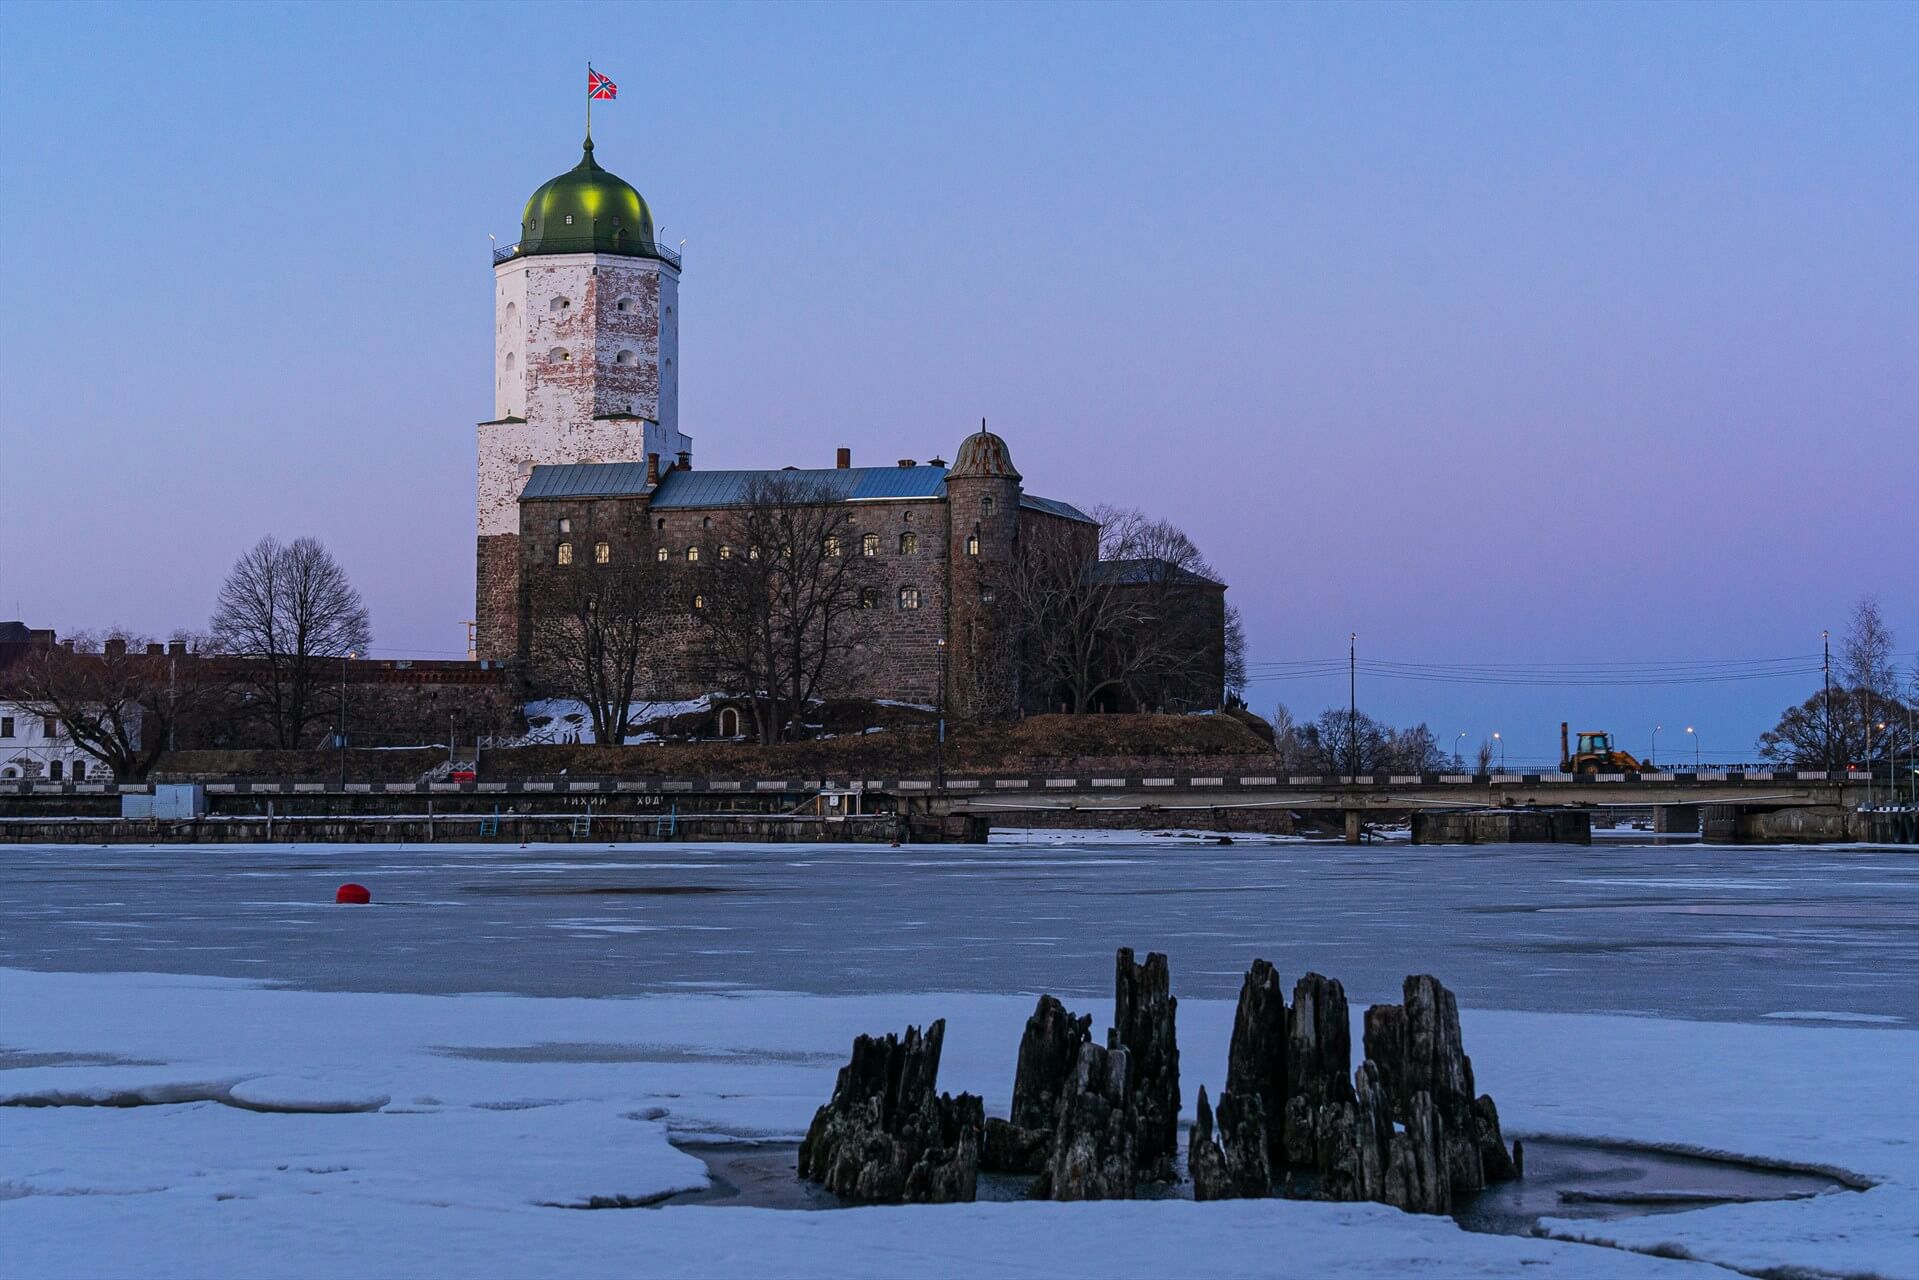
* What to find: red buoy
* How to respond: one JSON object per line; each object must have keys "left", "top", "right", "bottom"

{"left": 335, "top": 883, "right": 371, "bottom": 905}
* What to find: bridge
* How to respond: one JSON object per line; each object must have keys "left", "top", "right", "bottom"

{"left": 6, "top": 767, "right": 1907, "bottom": 845}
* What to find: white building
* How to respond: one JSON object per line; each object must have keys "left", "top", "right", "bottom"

{"left": 0, "top": 702, "right": 102, "bottom": 782}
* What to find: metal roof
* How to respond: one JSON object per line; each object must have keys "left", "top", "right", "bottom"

{"left": 521, "top": 462, "right": 655, "bottom": 500}
{"left": 1090, "top": 557, "right": 1223, "bottom": 588}
{"left": 651, "top": 465, "right": 949, "bottom": 508}
{"left": 521, "top": 461, "right": 1096, "bottom": 525}
{"left": 1019, "top": 493, "right": 1095, "bottom": 524}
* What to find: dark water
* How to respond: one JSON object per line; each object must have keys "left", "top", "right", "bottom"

{"left": 659, "top": 1137, "right": 1851, "bottom": 1236}
{"left": 0, "top": 836, "right": 1913, "bottom": 1023}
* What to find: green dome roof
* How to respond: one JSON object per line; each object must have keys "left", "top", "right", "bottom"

{"left": 505, "top": 138, "right": 674, "bottom": 264}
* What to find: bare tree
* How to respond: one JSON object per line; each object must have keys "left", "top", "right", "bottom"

{"left": 1841, "top": 597, "right": 1896, "bottom": 697}
{"left": 684, "top": 475, "right": 870, "bottom": 744}
{"left": 530, "top": 561, "right": 676, "bottom": 745}
{"left": 210, "top": 536, "right": 371, "bottom": 747}
{"left": 9, "top": 631, "right": 212, "bottom": 779}
{"left": 1006, "top": 506, "right": 1230, "bottom": 714}
{"left": 1475, "top": 739, "right": 1494, "bottom": 775}
{"left": 1760, "top": 685, "right": 1914, "bottom": 767}
{"left": 1223, "top": 604, "right": 1248, "bottom": 704}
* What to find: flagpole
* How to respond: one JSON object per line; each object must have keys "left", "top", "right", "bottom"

{"left": 586, "top": 61, "right": 592, "bottom": 140}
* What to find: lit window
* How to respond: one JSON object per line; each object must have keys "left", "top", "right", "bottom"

{"left": 899, "top": 532, "right": 918, "bottom": 555}
{"left": 686, "top": 545, "right": 700, "bottom": 562}
{"left": 859, "top": 588, "right": 878, "bottom": 609}
{"left": 556, "top": 542, "right": 573, "bottom": 565}
{"left": 903, "top": 509, "right": 915, "bottom": 524}
{"left": 563, "top": 215, "right": 574, "bottom": 225}
{"left": 594, "top": 541, "right": 611, "bottom": 565}
{"left": 748, "top": 545, "right": 762, "bottom": 561}
{"left": 656, "top": 546, "right": 669, "bottom": 562}
{"left": 691, "top": 594, "right": 706, "bottom": 611}
{"left": 861, "top": 533, "right": 879, "bottom": 557}
{"left": 719, "top": 544, "right": 733, "bottom": 561}
{"left": 615, "top": 350, "right": 637, "bottom": 366}
{"left": 980, "top": 585, "right": 996, "bottom": 603}
{"left": 965, "top": 533, "right": 980, "bottom": 556}
{"left": 824, "top": 535, "right": 841, "bottom": 557}
{"left": 558, "top": 517, "right": 571, "bottom": 534}
{"left": 899, "top": 586, "right": 921, "bottom": 610}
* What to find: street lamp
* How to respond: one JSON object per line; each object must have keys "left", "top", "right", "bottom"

{"left": 1686, "top": 725, "right": 1699, "bottom": 770}
{"left": 1652, "top": 724, "right": 1661, "bottom": 768}
{"left": 935, "top": 638, "right": 948, "bottom": 790}
{"left": 338, "top": 650, "right": 358, "bottom": 788}
{"left": 1453, "top": 731, "right": 1466, "bottom": 772}
{"left": 1492, "top": 731, "right": 1505, "bottom": 774}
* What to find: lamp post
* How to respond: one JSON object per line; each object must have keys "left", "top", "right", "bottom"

{"left": 338, "top": 650, "right": 357, "bottom": 788}
{"left": 935, "top": 637, "right": 947, "bottom": 790}
{"left": 1454, "top": 731, "right": 1466, "bottom": 772}
{"left": 1686, "top": 725, "right": 1699, "bottom": 771}
{"left": 1652, "top": 724, "right": 1661, "bottom": 769}
{"left": 1492, "top": 731, "right": 1505, "bottom": 774}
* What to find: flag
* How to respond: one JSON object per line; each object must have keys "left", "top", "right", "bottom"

{"left": 589, "top": 70, "right": 618, "bottom": 100}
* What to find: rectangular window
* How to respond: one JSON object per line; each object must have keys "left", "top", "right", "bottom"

{"left": 558, "top": 518, "right": 571, "bottom": 534}
{"left": 899, "top": 586, "right": 921, "bottom": 611}
{"left": 48, "top": 760, "right": 63, "bottom": 782}
{"left": 44, "top": 717, "right": 58, "bottom": 739}
{"left": 859, "top": 588, "right": 878, "bottom": 609}
{"left": 594, "top": 541, "right": 611, "bottom": 565}
{"left": 0, "top": 716, "right": 12, "bottom": 738}
{"left": 72, "top": 760, "right": 86, "bottom": 781}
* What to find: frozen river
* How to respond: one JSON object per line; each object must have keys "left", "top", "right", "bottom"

{"left": 2, "top": 832, "right": 1912, "bottom": 1024}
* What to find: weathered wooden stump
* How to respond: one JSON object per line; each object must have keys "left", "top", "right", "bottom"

{"left": 1037, "top": 1039, "right": 1138, "bottom": 1201}
{"left": 1112, "top": 947, "right": 1181, "bottom": 1181}
{"left": 797, "top": 1019, "right": 983, "bottom": 1204}
{"left": 1225, "top": 957, "right": 1289, "bottom": 1170}
{"left": 1283, "top": 972, "right": 1354, "bottom": 1172}
{"left": 982, "top": 994, "right": 1091, "bottom": 1174}
{"left": 1188, "top": 1086, "right": 1232, "bottom": 1201}
{"left": 1361, "top": 974, "right": 1519, "bottom": 1212}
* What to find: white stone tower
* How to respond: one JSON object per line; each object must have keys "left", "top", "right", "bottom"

{"left": 475, "top": 136, "right": 689, "bottom": 660}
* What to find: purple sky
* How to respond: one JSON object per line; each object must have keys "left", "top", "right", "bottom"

{"left": 2, "top": 2, "right": 1914, "bottom": 764}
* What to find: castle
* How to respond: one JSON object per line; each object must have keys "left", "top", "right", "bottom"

{"left": 476, "top": 136, "right": 1225, "bottom": 720}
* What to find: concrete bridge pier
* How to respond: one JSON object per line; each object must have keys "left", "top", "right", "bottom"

{"left": 1653, "top": 804, "right": 1701, "bottom": 835}
{"left": 1344, "top": 811, "right": 1363, "bottom": 844}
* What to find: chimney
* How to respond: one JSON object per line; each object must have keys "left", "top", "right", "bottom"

{"left": 646, "top": 452, "right": 661, "bottom": 485}
{"left": 676, "top": 451, "right": 691, "bottom": 471}
{"left": 898, "top": 458, "right": 916, "bottom": 469}
{"left": 105, "top": 637, "right": 127, "bottom": 658}
{"left": 145, "top": 642, "right": 164, "bottom": 656}
{"left": 928, "top": 455, "right": 946, "bottom": 468}
{"left": 167, "top": 641, "right": 187, "bottom": 657}
{"left": 836, "top": 447, "right": 851, "bottom": 470}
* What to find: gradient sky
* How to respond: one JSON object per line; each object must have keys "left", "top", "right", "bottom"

{"left": 2, "top": 1, "right": 1914, "bottom": 765}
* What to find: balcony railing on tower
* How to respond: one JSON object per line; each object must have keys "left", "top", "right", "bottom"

{"left": 492, "top": 239, "right": 682, "bottom": 269}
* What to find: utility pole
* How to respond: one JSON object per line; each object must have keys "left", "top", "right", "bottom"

{"left": 1348, "top": 632, "right": 1357, "bottom": 781}
{"left": 1823, "top": 629, "right": 1832, "bottom": 772}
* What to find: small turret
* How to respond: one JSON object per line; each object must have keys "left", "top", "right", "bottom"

{"left": 945, "top": 421, "right": 1024, "bottom": 719}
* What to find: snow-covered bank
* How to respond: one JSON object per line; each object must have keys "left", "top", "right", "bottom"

{"left": 1, "top": 968, "right": 1912, "bottom": 1279}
